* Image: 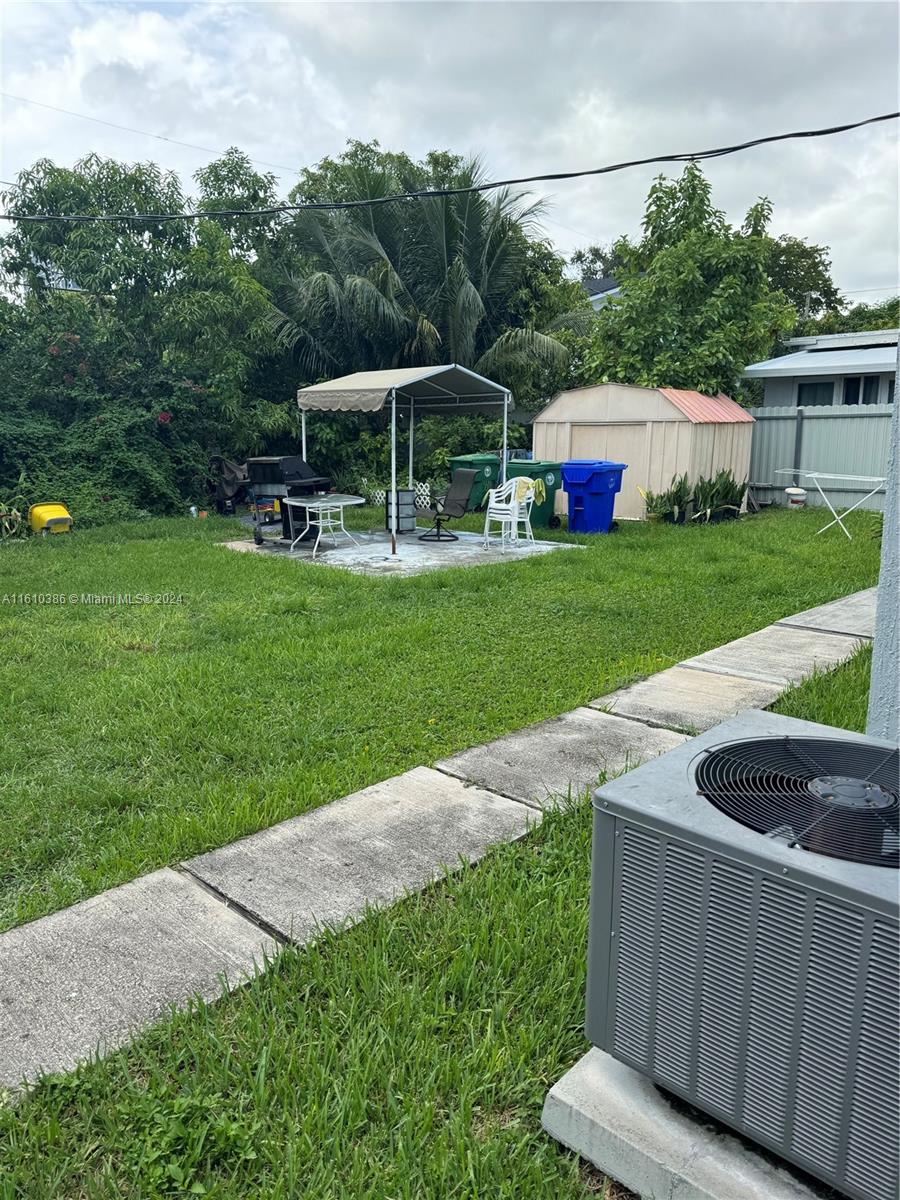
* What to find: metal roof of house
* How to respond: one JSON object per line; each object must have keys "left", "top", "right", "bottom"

{"left": 658, "top": 388, "right": 754, "bottom": 423}
{"left": 744, "top": 346, "right": 899, "bottom": 379}
{"left": 786, "top": 327, "right": 898, "bottom": 349}
{"left": 582, "top": 276, "right": 620, "bottom": 297}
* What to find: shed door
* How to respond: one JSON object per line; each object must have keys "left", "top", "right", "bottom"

{"left": 570, "top": 423, "right": 646, "bottom": 520}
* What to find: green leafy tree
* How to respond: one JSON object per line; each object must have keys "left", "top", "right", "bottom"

{"left": 267, "top": 143, "right": 585, "bottom": 480}
{"left": 1, "top": 156, "right": 293, "bottom": 474}
{"left": 2, "top": 155, "right": 190, "bottom": 315}
{"left": 0, "top": 158, "right": 296, "bottom": 524}
{"left": 570, "top": 242, "right": 625, "bottom": 281}
{"left": 574, "top": 163, "right": 796, "bottom": 396}
{"left": 270, "top": 142, "right": 571, "bottom": 388}
{"left": 194, "top": 148, "right": 281, "bottom": 260}
{"left": 765, "top": 234, "right": 842, "bottom": 319}
{"left": 797, "top": 294, "right": 899, "bottom": 335}
{"left": 0, "top": 293, "right": 211, "bottom": 523}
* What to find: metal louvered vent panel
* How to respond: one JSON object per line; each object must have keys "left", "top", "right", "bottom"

{"left": 845, "top": 921, "right": 900, "bottom": 1200}
{"left": 611, "top": 827, "right": 661, "bottom": 1067}
{"left": 740, "top": 879, "right": 807, "bottom": 1145}
{"left": 796, "top": 902, "right": 868, "bottom": 1171}
{"left": 695, "top": 860, "right": 755, "bottom": 1117}
{"left": 605, "top": 822, "right": 899, "bottom": 1200}
{"left": 791, "top": 900, "right": 866, "bottom": 1173}
{"left": 652, "top": 843, "right": 706, "bottom": 1091}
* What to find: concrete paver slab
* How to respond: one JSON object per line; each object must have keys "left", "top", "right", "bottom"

{"left": 542, "top": 1049, "right": 827, "bottom": 1200}
{"left": 777, "top": 587, "right": 876, "bottom": 639}
{"left": 185, "top": 767, "right": 534, "bottom": 942}
{"left": 220, "top": 529, "right": 581, "bottom": 577}
{"left": 436, "top": 708, "right": 686, "bottom": 807}
{"left": 0, "top": 869, "right": 274, "bottom": 1089}
{"left": 591, "top": 665, "right": 784, "bottom": 733}
{"left": 679, "top": 624, "right": 863, "bottom": 686}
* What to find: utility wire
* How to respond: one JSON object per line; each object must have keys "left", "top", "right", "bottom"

{"left": 1, "top": 111, "right": 896, "bottom": 225}
{"left": 0, "top": 91, "right": 301, "bottom": 176}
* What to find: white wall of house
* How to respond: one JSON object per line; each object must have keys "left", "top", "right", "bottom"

{"left": 761, "top": 372, "right": 895, "bottom": 407}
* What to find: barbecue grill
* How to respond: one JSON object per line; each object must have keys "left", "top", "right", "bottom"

{"left": 245, "top": 456, "right": 331, "bottom": 543}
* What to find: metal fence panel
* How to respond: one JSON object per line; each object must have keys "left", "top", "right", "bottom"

{"left": 748, "top": 405, "right": 892, "bottom": 511}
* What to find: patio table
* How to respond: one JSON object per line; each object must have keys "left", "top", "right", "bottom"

{"left": 283, "top": 494, "right": 366, "bottom": 558}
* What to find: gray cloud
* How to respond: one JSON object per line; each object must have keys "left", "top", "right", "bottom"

{"left": 2, "top": 1, "right": 897, "bottom": 295}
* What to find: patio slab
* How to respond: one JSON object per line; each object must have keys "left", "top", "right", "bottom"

{"left": 591, "top": 665, "right": 784, "bottom": 733}
{"left": 679, "top": 624, "right": 863, "bottom": 686}
{"left": 0, "top": 869, "right": 274, "bottom": 1089}
{"left": 435, "top": 708, "right": 686, "bottom": 807}
{"left": 220, "top": 528, "right": 580, "bottom": 577}
{"left": 776, "top": 586, "right": 877, "bottom": 639}
{"left": 185, "top": 767, "right": 535, "bottom": 942}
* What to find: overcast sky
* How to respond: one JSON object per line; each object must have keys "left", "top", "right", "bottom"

{"left": 2, "top": 1, "right": 898, "bottom": 298}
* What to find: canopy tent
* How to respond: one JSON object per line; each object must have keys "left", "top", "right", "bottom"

{"left": 297, "top": 365, "right": 511, "bottom": 553}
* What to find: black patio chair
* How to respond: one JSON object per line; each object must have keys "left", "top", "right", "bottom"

{"left": 417, "top": 469, "right": 477, "bottom": 542}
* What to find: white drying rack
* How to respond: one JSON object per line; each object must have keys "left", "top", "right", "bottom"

{"left": 774, "top": 469, "right": 887, "bottom": 540}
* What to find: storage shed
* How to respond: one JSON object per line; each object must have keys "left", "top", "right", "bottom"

{"left": 532, "top": 383, "right": 754, "bottom": 520}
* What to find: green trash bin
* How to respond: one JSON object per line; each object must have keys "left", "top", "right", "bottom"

{"left": 507, "top": 459, "right": 563, "bottom": 527}
{"left": 448, "top": 453, "right": 501, "bottom": 510}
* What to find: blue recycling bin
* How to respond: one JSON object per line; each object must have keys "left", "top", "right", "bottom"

{"left": 561, "top": 459, "right": 628, "bottom": 533}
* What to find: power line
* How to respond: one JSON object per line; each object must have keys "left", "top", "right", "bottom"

{"left": 841, "top": 285, "right": 900, "bottom": 295}
{"left": 0, "top": 91, "right": 301, "bottom": 177}
{"left": 1, "top": 111, "right": 896, "bottom": 226}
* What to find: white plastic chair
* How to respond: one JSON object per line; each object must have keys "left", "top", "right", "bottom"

{"left": 483, "top": 477, "right": 536, "bottom": 550}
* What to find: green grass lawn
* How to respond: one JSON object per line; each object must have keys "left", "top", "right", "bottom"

{"left": 0, "top": 507, "right": 880, "bottom": 931}
{"left": 0, "top": 645, "right": 874, "bottom": 1198}
{"left": 772, "top": 640, "right": 873, "bottom": 731}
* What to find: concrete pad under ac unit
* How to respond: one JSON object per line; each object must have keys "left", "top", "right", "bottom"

{"left": 542, "top": 1049, "right": 829, "bottom": 1200}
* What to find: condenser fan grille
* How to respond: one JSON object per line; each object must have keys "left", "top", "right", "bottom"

{"left": 695, "top": 736, "right": 899, "bottom": 867}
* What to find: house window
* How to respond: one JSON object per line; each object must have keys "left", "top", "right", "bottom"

{"left": 797, "top": 381, "right": 833, "bottom": 406}
{"left": 843, "top": 376, "right": 881, "bottom": 405}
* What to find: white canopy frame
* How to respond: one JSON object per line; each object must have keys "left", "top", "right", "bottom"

{"left": 297, "top": 365, "right": 511, "bottom": 554}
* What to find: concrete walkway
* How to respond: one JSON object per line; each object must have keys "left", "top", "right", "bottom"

{"left": 0, "top": 588, "right": 875, "bottom": 1091}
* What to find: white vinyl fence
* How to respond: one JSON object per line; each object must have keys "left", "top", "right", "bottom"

{"left": 748, "top": 404, "right": 893, "bottom": 511}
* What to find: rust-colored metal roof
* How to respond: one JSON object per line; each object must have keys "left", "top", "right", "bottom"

{"left": 658, "top": 388, "right": 754, "bottom": 424}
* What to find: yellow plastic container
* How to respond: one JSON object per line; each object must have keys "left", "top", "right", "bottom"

{"left": 29, "top": 503, "right": 73, "bottom": 535}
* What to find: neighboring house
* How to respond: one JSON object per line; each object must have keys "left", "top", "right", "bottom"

{"left": 744, "top": 327, "right": 898, "bottom": 407}
{"left": 582, "top": 276, "right": 621, "bottom": 310}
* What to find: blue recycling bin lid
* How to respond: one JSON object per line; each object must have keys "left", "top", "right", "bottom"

{"left": 561, "top": 459, "right": 628, "bottom": 486}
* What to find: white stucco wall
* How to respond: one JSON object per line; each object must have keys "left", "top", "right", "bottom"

{"left": 866, "top": 357, "right": 899, "bottom": 741}
{"left": 761, "top": 372, "right": 894, "bottom": 407}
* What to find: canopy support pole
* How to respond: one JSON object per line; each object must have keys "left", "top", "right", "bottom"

{"left": 390, "top": 388, "right": 398, "bottom": 555}
{"left": 501, "top": 390, "right": 510, "bottom": 484}
{"left": 408, "top": 399, "right": 415, "bottom": 489}
{"left": 301, "top": 410, "right": 307, "bottom": 461}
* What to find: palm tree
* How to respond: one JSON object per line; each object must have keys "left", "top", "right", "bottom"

{"left": 268, "top": 157, "right": 571, "bottom": 385}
